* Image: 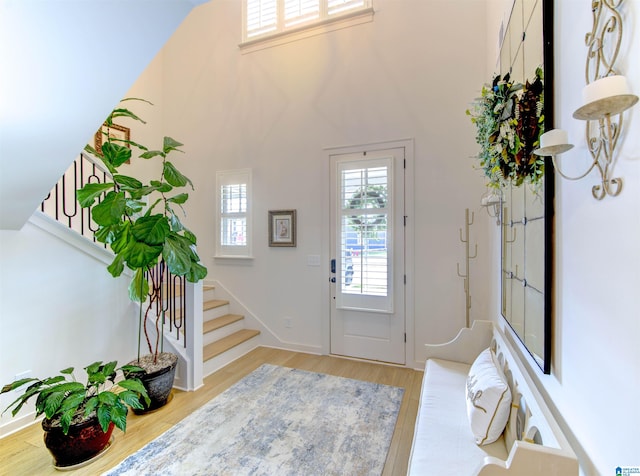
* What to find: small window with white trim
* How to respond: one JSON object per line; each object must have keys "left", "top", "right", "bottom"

{"left": 242, "top": 0, "right": 373, "bottom": 47}
{"left": 216, "top": 169, "right": 252, "bottom": 258}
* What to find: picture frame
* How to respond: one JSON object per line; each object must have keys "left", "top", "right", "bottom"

{"left": 269, "top": 210, "right": 296, "bottom": 247}
{"left": 94, "top": 123, "right": 130, "bottom": 156}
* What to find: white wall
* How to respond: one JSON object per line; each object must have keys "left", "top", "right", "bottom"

{"left": 155, "top": 0, "right": 493, "bottom": 365}
{"left": 0, "top": 221, "right": 137, "bottom": 436}
{"left": 0, "top": 0, "right": 205, "bottom": 231}
{"left": 488, "top": 0, "right": 640, "bottom": 473}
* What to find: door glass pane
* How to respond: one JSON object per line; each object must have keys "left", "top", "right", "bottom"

{"left": 339, "top": 160, "right": 390, "bottom": 307}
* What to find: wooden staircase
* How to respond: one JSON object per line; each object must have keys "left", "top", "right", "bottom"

{"left": 201, "top": 285, "right": 261, "bottom": 377}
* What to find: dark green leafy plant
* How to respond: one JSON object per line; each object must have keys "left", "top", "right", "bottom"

{"left": 1, "top": 361, "right": 149, "bottom": 435}
{"left": 76, "top": 99, "right": 207, "bottom": 362}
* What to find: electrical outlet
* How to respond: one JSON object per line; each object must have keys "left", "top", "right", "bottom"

{"left": 284, "top": 317, "right": 292, "bottom": 328}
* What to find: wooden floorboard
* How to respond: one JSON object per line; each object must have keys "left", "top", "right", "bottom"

{"left": 0, "top": 347, "right": 423, "bottom": 476}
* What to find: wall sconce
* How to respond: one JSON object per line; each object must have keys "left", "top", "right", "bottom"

{"left": 480, "top": 189, "right": 502, "bottom": 224}
{"left": 535, "top": 75, "right": 638, "bottom": 200}
{"left": 535, "top": 0, "right": 638, "bottom": 200}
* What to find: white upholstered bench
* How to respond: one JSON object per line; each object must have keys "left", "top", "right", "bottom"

{"left": 408, "top": 320, "right": 578, "bottom": 475}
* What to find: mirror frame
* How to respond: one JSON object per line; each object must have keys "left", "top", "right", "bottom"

{"left": 500, "top": 0, "right": 554, "bottom": 374}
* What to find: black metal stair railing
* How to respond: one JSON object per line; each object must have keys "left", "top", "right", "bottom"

{"left": 40, "top": 152, "right": 187, "bottom": 349}
{"left": 145, "top": 261, "right": 187, "bottom": 348}
{"left": 40, "top": 152, "right": 110, "bottom": 248}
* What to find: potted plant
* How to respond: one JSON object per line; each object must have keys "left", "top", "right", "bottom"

{"left": 1, "top": 361, "right": 149, "bottom": 468}
{"left": 77, "top": 99, "right": 207, "bottom": 412}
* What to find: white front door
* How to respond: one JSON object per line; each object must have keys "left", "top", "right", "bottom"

{"left": 329, "top": 147, "right": 405, "bottom": 364}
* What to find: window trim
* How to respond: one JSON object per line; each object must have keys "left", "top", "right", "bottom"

{"left": 240, "top": 2, "right": 374, "bottom": 53}
{"left": 215, "top": 169, "right": 253, "bottom": 259}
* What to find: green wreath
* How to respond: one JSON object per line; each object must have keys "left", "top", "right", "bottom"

{"left": 347, "top": 188, "right": 386, "bottom": 228}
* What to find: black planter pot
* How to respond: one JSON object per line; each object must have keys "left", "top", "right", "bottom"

{"left": 128, "top": 352, "right": 178, "bottom": 414}
{"left": 42, "top": 416, "right": 114, "bottom": 468}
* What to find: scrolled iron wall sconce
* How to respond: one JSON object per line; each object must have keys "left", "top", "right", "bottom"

{"left": 534, "top": 0, "right": 638, "bottom": 200}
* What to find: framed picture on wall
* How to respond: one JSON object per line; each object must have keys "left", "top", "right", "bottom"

{"left": 269, "top": 210, "right": 296, "bottom": 247}
{"left": 94, "top": 123, "right": 130, "bottom": 156}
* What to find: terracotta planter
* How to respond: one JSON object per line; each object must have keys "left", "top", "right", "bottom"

{"left": 128, "top": 352, "right": 178, "bottom": 414}
{"left": 42, "top": 416, "right": 114, "bottom": 468}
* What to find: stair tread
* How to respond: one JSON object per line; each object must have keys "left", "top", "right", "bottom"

{"left": 160, "top": 284, "right": 215, "bottom": 297}
{"left": 204, "top": 299, "right": 229, "bottom": 311}
{"left": 203, "top": 314, "right": 244, "bottom": 333}
{"left": 203, "top": 329, "right": 260, "bottom": 361}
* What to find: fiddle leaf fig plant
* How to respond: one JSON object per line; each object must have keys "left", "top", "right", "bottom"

{"left": 77, "top": 99, "right": 207, "bottom": 360}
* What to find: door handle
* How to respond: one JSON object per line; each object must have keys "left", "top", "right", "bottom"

{"left": 331, "top": 258, "right": 336, "bottom": 274}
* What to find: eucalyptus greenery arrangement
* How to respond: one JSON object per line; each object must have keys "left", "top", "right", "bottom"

{"left": 467, "top": 68, "right": 545, "bottom": 188}
{"left": 1, "top": 361, "right": 149, "bottom": 435}
{"left": 77, "top": 99, "right": 207, "bottom": 363}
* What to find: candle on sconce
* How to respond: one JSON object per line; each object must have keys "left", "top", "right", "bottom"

{"left": 582, "top": 75, "right": 630, "bottom": 105}
{"left": 534, "top": 129, "right": 574, "bottom": 157}
{"left": 574, "top": 75, "right": 638, "bottom": 120}
{"left": 540, "top": 129, "right": 569, "bottom": 148}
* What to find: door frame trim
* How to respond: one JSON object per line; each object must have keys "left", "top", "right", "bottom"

{"left": 322, "top": 138, "right": 415, "bottom": 367}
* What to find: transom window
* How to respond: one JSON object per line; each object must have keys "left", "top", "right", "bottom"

{"left": 242, "top": 0, "right": 373, "bottom": 45}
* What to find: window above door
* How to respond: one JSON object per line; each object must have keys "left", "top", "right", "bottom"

{"left": 241, "top": 0, "right": 373, "bottom": 50}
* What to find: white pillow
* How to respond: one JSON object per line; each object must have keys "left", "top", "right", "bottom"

{"left": 465, "top": 348, "right": 512, "bottom": 445}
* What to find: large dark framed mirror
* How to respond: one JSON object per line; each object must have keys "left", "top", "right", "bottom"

{"left": 500, "top": 0, "right": 554, "bottom": 374}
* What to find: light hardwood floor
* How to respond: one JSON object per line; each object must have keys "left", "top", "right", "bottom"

{"left": 0, "top": 347, "right": 423, "bottom": 476}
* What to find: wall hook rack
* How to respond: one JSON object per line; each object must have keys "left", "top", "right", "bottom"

{"left": 456, "top": 208, "right": 477, "bottom": 328}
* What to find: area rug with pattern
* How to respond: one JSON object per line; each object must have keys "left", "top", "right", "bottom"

{"left": 103, "top": 363, "right": 404, "bottom": 476}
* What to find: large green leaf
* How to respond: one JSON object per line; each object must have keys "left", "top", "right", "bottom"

{"left": 163, "top": 136, "right": 184, "bottom": 154}
{"left": 118, "top": 390, "right": 144, "bottom": 410}
{"left": 167, "top": 193, "right": 188, "bottom": 204}
{"left": 77, "top": 183, "right": 114, "bottom": 208}
{"left": 150, "top": 180, "right": 173, "bottom": 193}
{"left": 163, "top": 162, "right": 193, "bottom": 189}
{"left": 125, "top": 241, "right": 162, "bottom": 269}
{"left": 140, "top": 149, "right": 164, "bottom": 160}
{"left": 95, "top": 224, "right": 120, "bottom": 244}
{"left": 163, "top": 233, "right": 193, "bottom": 276}
{"left": 59, "top": 408, "right": 76, "bottom": 435}
{"left": 59, "top": 392, "right": 86, "bottom": 413}
{"left": 96, "top": 405, "right": 111, "bottom": 433}
{"left": 131, "top": 215, "right": 170, "bottom": 245}
{"left": 183, "top": 229, "right": 197, "bottom": 245}
{"left": 110, "top": 223, "right": 132, "bottom": 254}
{"left": 186, "top": 261, "right": 208, "bottom": 283}
{"left": 169, "top": 211, "right": 184, "bottom": 232}
{"left": 92, "top": 191, "right": 126, "bottom": 226}
{"left": 109, "top": 106, "right": 147, "bottom": 124}
{"left": 1, "top": 377, "right": 37, "bottom": 394}
{"left": 84, "top": 396, "right": 98, "bottom": 416}
{"left": 118, "top": 379, "right": 149, "bottom": 405}
{"left": 103, "top": 361, "right": 118, "bottom": 382}
{"left": 43, "top": 391, "right": 66, "bottom": 419}
{"left": 129, "top": 269, "right": 149, "bottom": 303}
{"left": 113, "top": 174, "right": 142, "bottom": 191}
{"left": 110, "top": 403, "right": 128, "bottom": 432}
{"left": 102, "top": 142, "right": 132, "bottom": 169}
{"left": 97, "top": 391, "right": 118, "bottom": 405}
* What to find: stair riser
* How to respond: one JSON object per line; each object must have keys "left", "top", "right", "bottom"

{"left": 204, "top": 304, "right": 231, "bottom": 320}
{"left": 202, "top": 336, "right": 260, "bottom": 377}
{"left": 203, "top": 320, "right": 246, "bottom": 347}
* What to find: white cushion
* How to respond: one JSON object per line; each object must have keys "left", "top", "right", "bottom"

{"left": 465, "top": 348, "right": 512, "bottom": 445}
{"left": 408, "top": 359, "right": 508, "bottom": 475}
